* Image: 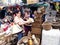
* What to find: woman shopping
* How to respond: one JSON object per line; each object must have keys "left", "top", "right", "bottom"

{"left": 13, "top": 10, "right": 33, "bottom": 40}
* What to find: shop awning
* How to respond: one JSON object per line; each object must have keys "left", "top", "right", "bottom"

{"left": 23, "top": 2, "right": 48, "bottom": 8}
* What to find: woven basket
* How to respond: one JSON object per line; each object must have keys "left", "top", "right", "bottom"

{"left": 42, "top": 22, "right": 52, "bottom": 30}
{"left": 17, "top": 36, "right": 40, "bottom": 45}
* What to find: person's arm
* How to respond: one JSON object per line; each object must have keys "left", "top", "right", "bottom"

{"left": 24, "top": 18, "right": 34, "bottom": 26}
{"left": 27, "top": 18, "right": 34, "bottom": 23}
{"left": 14, "top": 17, "right": 34, "bottom": 25}
{"left": 18, "top": 19, "right": 32, "bottom": 25}
{"left": 18, "top": 18, "right": 34, "bottom": 25}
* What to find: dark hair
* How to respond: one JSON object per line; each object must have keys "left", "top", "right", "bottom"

{"left": 13, "top": 10, "right": 20, "bottom": 15}
{"left": 15, "top": 10, "right": 23, "bottom": 17}
{"left": 15, "top": 10, "right": 20, "bottom": 14}
{"left": 12, "top": 11, "right": 16, "bottom": 16}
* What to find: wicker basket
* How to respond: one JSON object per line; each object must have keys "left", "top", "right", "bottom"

{"left": 17, "top": 36, "right": 40, "bottom": 45}
{"left": 52, "top": 22, "right": 60, "bottom": 29}
{"left": 42, "top": 22, "right": 52, "bottom": 30}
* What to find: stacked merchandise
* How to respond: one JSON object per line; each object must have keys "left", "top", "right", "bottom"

{"left": 0, "top": 32, "right": 6, "bottom": 45}
{"left": 32, "top": 7, "right": 43, "bottom": 35}
{"left": 52, "top": 12, "right": 60, "bottom": 29}
{"left": 17, "top": 33, "right": 40, "bottom": 45}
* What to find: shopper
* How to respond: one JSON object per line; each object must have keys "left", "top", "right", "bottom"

{"left": 14, "top": 10, "right": 33, "bottom": 40}
{"left": 24, "top": 11, "right": 34, "bottom": 36}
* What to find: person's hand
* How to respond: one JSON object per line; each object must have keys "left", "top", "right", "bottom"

{"left": 27, "top": 18, "right": 34, "bottom": 23}
{"left": 24, "top": 17, "right": 29, "bottom": 20}
{"left": 22, "top": 30, "right": 25, "bottom": 33}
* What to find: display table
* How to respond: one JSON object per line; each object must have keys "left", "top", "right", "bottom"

{"left": 41, "top": 29, "right": 60, "bottom": 45}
